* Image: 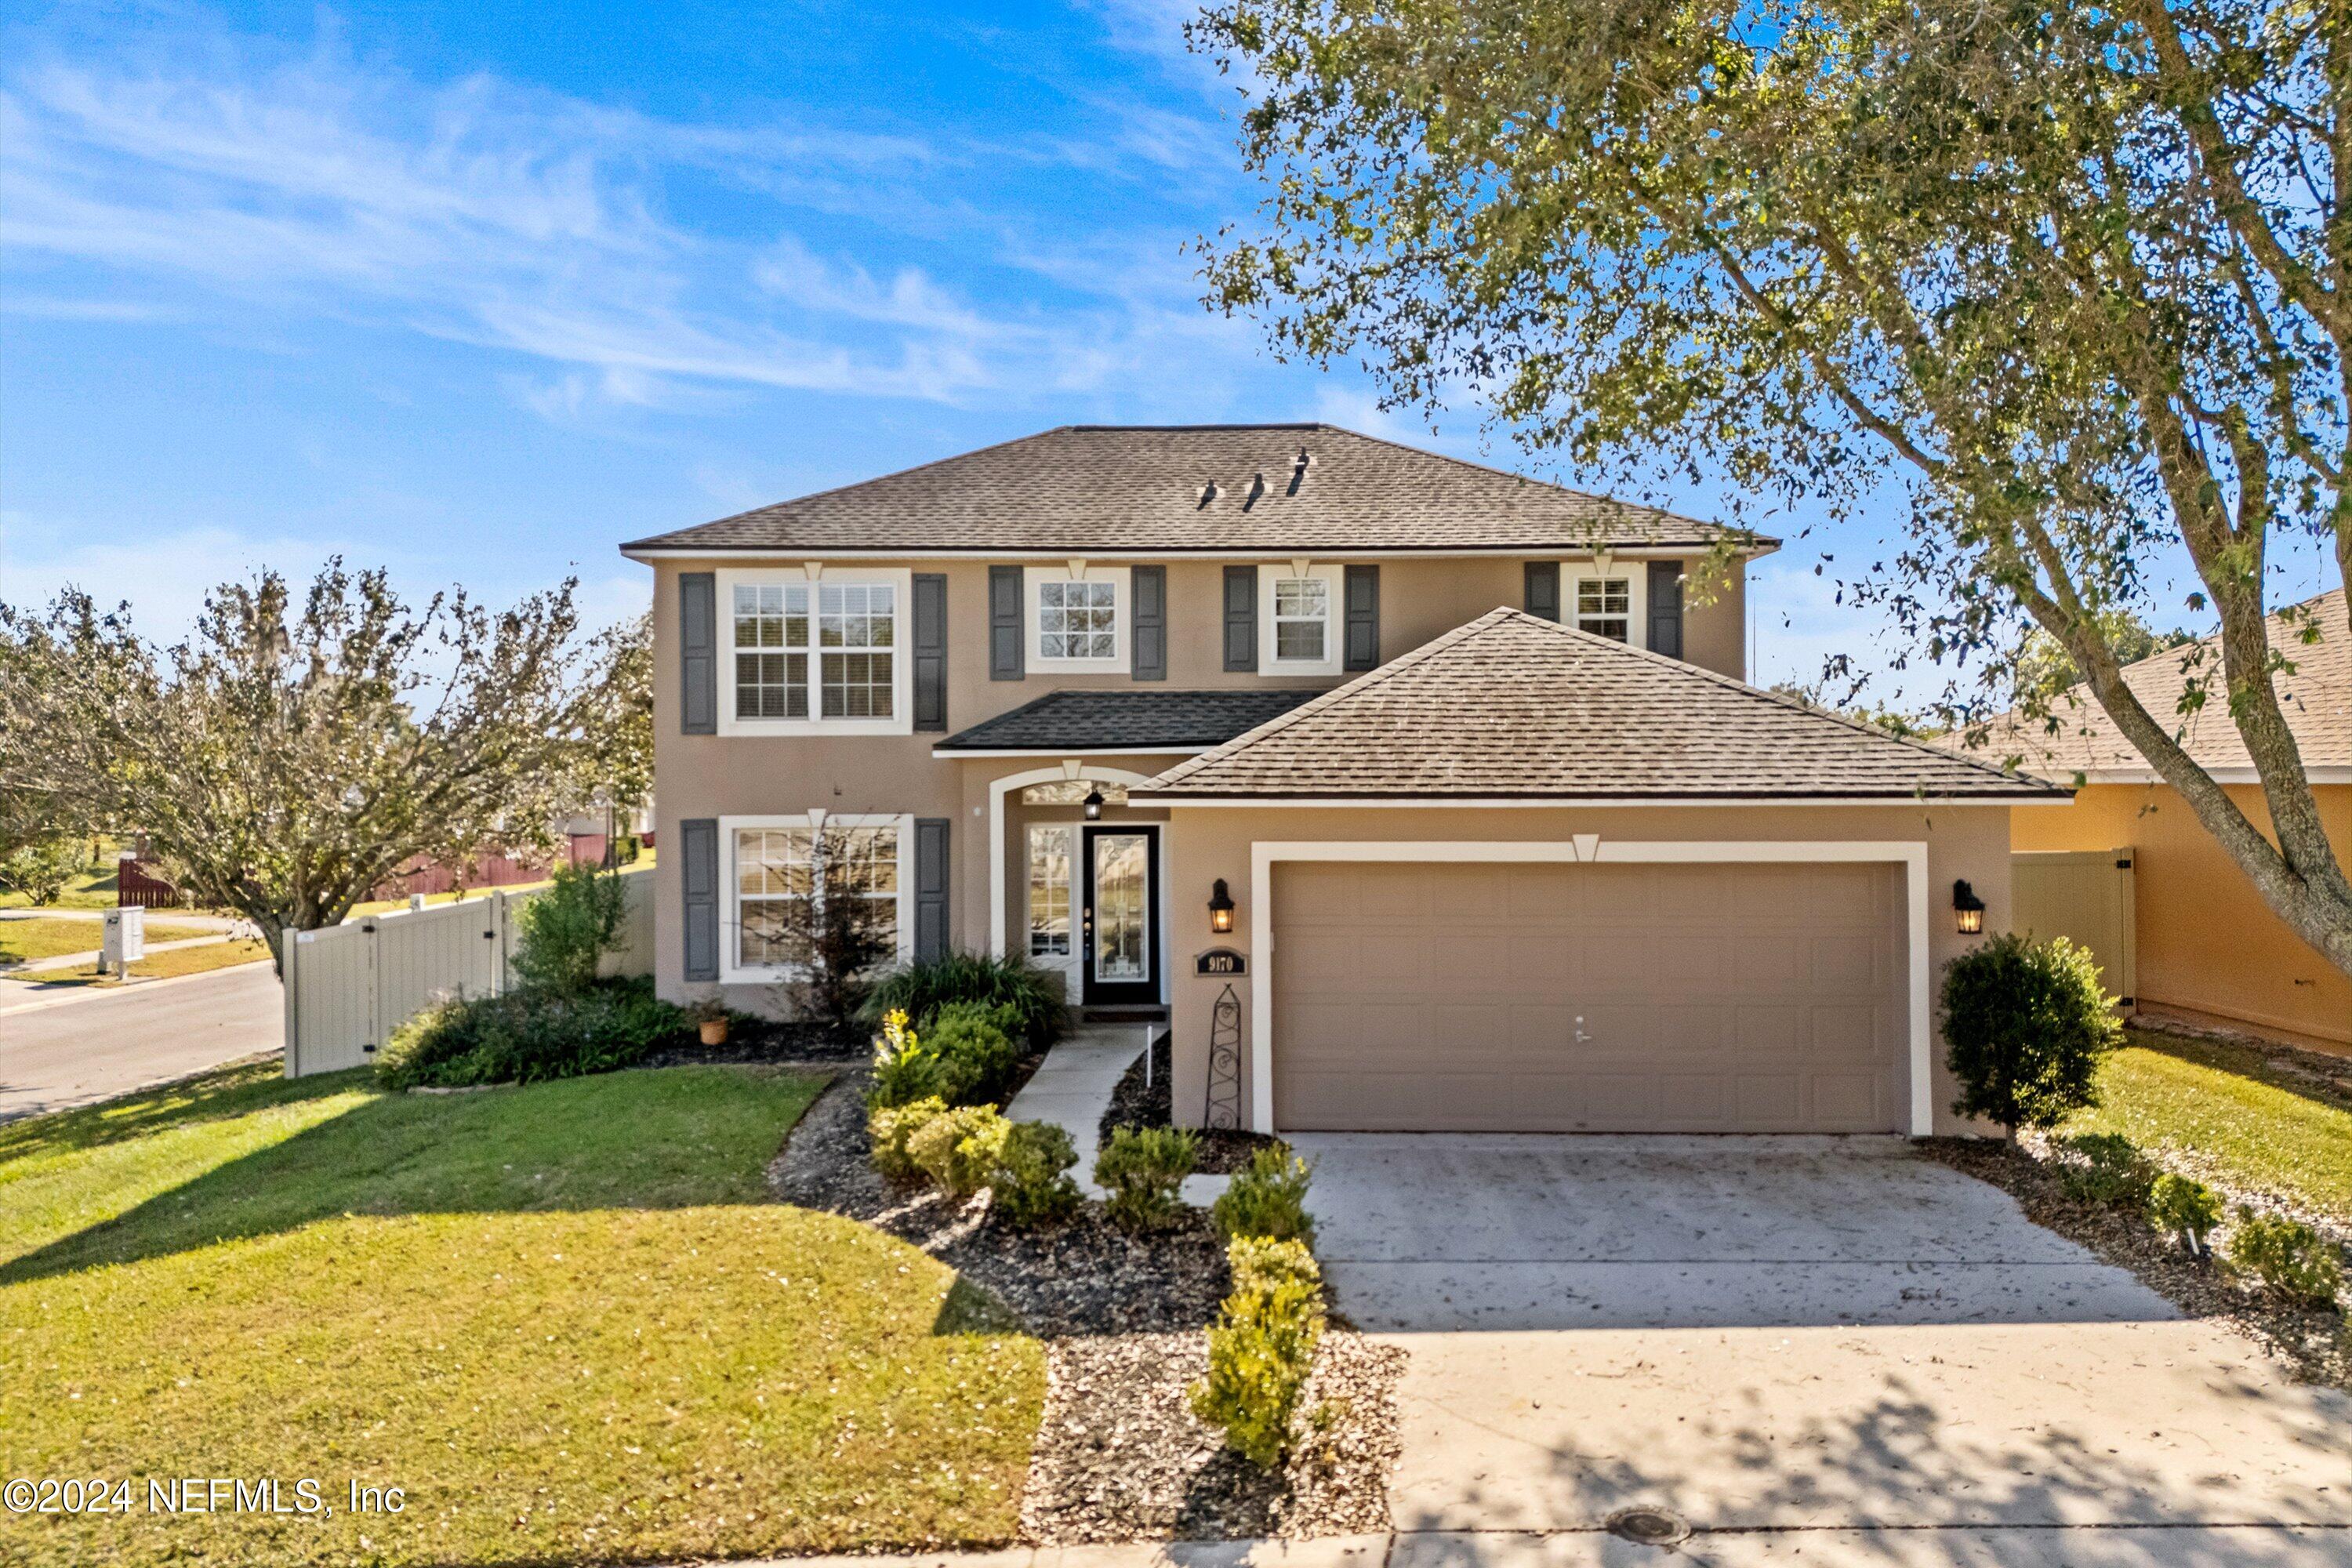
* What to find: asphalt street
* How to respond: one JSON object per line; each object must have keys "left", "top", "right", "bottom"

{"left": 0, "top": 962, "right": 282, "bottom": 1122}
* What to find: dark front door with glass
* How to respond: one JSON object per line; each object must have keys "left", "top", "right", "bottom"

{"left": 1080, "top": 826, "right": 1158, "bottom": 1006}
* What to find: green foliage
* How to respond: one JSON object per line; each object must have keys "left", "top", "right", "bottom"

{"left": 509, "top": 861, "right": 630, "bottom": 994}
{"left": 1189, "top": 1236, "right": 1326, "bottom": 1468}
{"left": 2148, "top": 1173, "right": 2224, "bottom": 1256}
{"left": 2227, "top": 1209, "right": 2344, "bottom": 1308}
{"left": 862, "top": 949, "right": 1066, "bottom": 1046}
{"left": 1213, "top": 1142, "right": 1316, "bottom": 1246}
{"left": 1943, "top": 935, "right": 2122, "bottom": 1133}
{"left": 0, "top": 834, "right": 91, "bottom": 906}
{"left": 373, "top": 976, "right": 684, "bottom": 1089}
{"left": 929, "top": 1007, "right": 1022, "bottom": 1108}
{"left": 991, "top": 1121, "right": 1082, "bottom": 1229}
{"left": 906, "top": 1104, "right": 1011, "bottom": 1197}
{"left": 868, "top": 1096, "right": 949, "bottom": 1182}
{"left": 1094, "top": 1125, "right": 1198, "bottom": 1233}
{"left": 2053, "top": 1132, "right": 2158, "bottom": 1207}
{"left": 867, "top": 1010, "right": 946, "bottom": 1110}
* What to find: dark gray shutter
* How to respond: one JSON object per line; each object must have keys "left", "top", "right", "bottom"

{"left": 1524, "top": 561, "right": 1560, "bottom": 622}
{"left": 681, "top": 817, "right": 719, "bottom": 982}
{"left": 1647, "top": 560, "right": 1684, "bottom": 658}
{"left": 913, "top": 818, "right": 950, "bottom": 960}
{"left": 1131, "top": 565, "right": 1167, "bottom": 681}
{"left": 989, "top": 565, "right": 1024, "bottom": 680}
{"left": 1223, "top": 565, "right": 1258, "bottom": 671}
{"left": 680, "top": 572, "right": 717, "bottom": 733}
{"left": 1344, "top": 564, "right": 1380, "bottom": 670}
{"left": 913, "top": 572, "right": 948, "bottom": 730}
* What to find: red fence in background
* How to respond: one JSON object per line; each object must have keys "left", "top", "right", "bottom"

{"left": 117, "top": 857, "right": 182, "bottom": 909}
{"left": 120, "top": 836, "right": 624, "bottom": 908}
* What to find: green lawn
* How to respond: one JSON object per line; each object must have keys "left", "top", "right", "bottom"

{"left": 0, "top": 916, "right": 214, "bottom": 964}
{"left": 2065, "top": 1027, "right": 2352, "bottom": 1224}
{"left": 0, "top": 1060, "right": 1044, "bottom": 1566}
{"left": 0, "top": 856, "right": 125, "bottom": 911}
{"left": 8, "top": 937, "right": 274, "bottom": 989}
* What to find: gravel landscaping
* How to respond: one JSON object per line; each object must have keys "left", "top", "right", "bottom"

{"left": 1918, "top": 1135, "right": 2352, "bottom": 1396}
{"left": 1102, "top": 1031, "right": 1279, "bottom": 1175}
{"left": 773, "top": 1067, "right": 1405, "bottom": 1541}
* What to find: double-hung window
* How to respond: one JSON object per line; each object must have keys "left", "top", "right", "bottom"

{"left": 732, "top": 822, "right": 901, "bottom": 974}
{"left": 724, "top": 573, "right": 902, "bottom": 729}
{"left": 1038, "top": 579, "right": 1118, "bottom": 661}
{"left": 1272, "top": 577, "right": 1329, "bottom": 662}
{"left": 1575, "top": 577, "right": 1633, "bottom": 642}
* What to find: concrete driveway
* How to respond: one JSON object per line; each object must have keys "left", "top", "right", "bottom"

{"left": 1294, "top": 1134, "right": 2352, "bottom": 1565}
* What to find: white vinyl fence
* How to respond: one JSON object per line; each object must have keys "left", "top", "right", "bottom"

{"left": 283, "top": 869, "right": 655, "bottom": 1076}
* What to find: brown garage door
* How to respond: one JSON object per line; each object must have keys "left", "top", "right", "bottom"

{"left": 1271, "top": 860, "right": 1907, "bottom": 1132}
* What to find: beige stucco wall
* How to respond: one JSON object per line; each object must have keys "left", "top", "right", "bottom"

{"left": 646, "top": 552, "right": 1748, "bottom": 1005}
{"left": 2012, "top": 782, "right": 2352, "bottom": 1050}
{"left": 1161, "top": 801, "right": 2015, "bottom": 1138}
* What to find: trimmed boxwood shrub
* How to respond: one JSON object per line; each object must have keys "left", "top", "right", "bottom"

{"left": 862, "top": 949, "right": 1067, "bottom": 1046}
{"left": 868, "top": 1095, "right": 948, "bottom": 1181}
{"left": 906, "top": 1104, "right": 1011, "bottom": 1196}
{"left": 928, "top": 1003, "right": 1022, "bottom": 1106}
{"left": 375, "top": 977, "right": 684, "bottom": 1089}
{"left": 2148, "top": 1173, "right": 2223, "bottom": 1257}
{"left": 1212, "top": 1142, "right": 1316, "bottom": 1246}
{"left": 1095, "top": 1125, "right": 1198, "bottom": 1232}
{"left": 1942, "top": 933, "right": 2121, "bottom": 1133}
{"left": 2227, "top": 1210, "right": 2344, "bottom": 1308}
{"left": 992, "top": 1121, "right": 1082, "bottom": 1228}
{"left": 1190, "top": 1236, "right": 1327, "bottom": 1468}
{"left": 2053, "top": 1132, "right": 2158, "bottom": 1208}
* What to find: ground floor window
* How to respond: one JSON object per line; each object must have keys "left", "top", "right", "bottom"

{"left": 1027, "top": 824, "right": 1072, "bottom": 959}
{"left": 733, "top": 822, "right": 901, "bottom": 972}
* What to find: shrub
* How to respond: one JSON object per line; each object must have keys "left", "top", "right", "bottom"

{"left": 867, "top": 1008, "right": 946, "bottom": 1109}
{"left": 869, "top": 1095, "right": 948, "bottom": 1181}
{"left": 907, "top": 1104, "right": 1011, "bottom": 1196}
{"left": 1942, "top": 933, "right": 2122, "bottom": 1133}
{"left": 509, "top": 861, "right": 630, "bottom": 994}
{"left": 1190, "top": 1236, "right": 1327, "bottom": 1468}
{"left": 1095, "top": 1125, "right": 1198, "bottom": 1232}
{"left": 862, "top": 949, "right": 1067, "bottom": 1046}
{"left": 992, "top": 1121, "right": 1081, "bottom": 1228}
{"left": 2227, "top": 1209, "right": 2344, "bottom": 1308}
{"left": 2148, "top": 1173, "right": 2224, "bottom": 1258}
{"left": 375, "top": 976, "right": 682, "bottom": 1088}
{"left": 929, "top": 1006, "right": 1022, "bottom": 1107}
{"left": 2053, "top": 1132, "right": 2158, "bottom": 1208}
{"left": 1213, "top": 1142, "right": 1316, "bottom": 1246}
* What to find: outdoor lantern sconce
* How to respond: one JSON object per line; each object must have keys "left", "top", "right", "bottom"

{"left": 1208, "top": 878, "right": 1236, "bottom": 933}
{"left": 1953, "top": 879, "right": 1986, "bottom": 935}
{"left": 1082, "top": 785, "right": 1105, "bottom": 821}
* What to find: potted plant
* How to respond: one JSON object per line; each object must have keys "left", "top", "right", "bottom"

{"left": 688, "top": 999, "right": 731, "bottom": 1047}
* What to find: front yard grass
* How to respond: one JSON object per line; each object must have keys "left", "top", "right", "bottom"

{"left": 0, "top": 1060, "right": 1045, "bottom": 1566}
{"left": 0, "top": 916, "right": 215, "bottom": 964}
{"left": 2063, "top": 1026, "right": 2352, "bottom": 1225}
{"left": 9, "top": 937, "right": 275, "bottom": 989}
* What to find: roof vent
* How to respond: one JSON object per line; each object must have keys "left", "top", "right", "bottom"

{"left": 1287, "top": 445, "right": 1312, "bottom": 496}
{"left": 1243, "top": 471, "right": 1266, "bottom": 510}
{"left": 1198, "top": 481, "right": 1218, "bottom": 508}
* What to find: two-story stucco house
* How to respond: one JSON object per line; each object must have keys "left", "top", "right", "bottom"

{"left": 622, "top": 423, "right": 2063, "bottom": 1138}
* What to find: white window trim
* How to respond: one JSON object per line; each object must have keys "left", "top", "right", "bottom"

{"left": 1025, "top": 822, "right": 1080, "bottom": 984}
{"left": 714, "top": 567, "right": 913, "bottom": 737}
{"left": 1026, "top": 565, "right": 1131, "bottom": 673}
{"left": 985, "top": 763, "right": 1158, "bottom": 957}
{"left": 1257, "top": 562, "right": 1343, "bottom": 675}
{"left": 1245, "top": 838, "right": 1933, "bottom": 1138}
{"left": 1562, "top": 560, "right": 1647, "bottom": 647}
{"left": 718, "top": 811, "right": 915, "bottom": 984}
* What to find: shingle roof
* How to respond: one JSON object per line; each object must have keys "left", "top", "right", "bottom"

{"left": 935, "top": 689, "right": 1324, "bottom": 753}
{"left": 622, "top": 424, "right": 1769, "bottom": 555}
{"left": 1134, "top": 608, "right": 2067, "bottom": 801}
{"left": 1955, "top": 589, "right": 2350, "bottom": 779}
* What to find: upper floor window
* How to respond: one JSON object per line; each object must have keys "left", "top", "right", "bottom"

{"left": 1039, "top": 579, "right": 1117, "bottom": 661}
{"left": 1272, "top": 577, "right": 1329, "bottom": 662}
{"left": 1575, "top": 576, "right": 1632, "bottom": 642}
{"left": 719, "top": 569, "right": 909, "bottom": 734}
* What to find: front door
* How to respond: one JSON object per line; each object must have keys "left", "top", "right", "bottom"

{"left": 1080, "top": 826, "right": 1158, "bottom": 1006}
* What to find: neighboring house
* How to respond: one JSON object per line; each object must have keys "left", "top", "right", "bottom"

{"left": 622, "top": 422, "right": 2062, "bottom": 1136}
{"left": 1960, "top": 588, "right": 2350, "bottom": 1052}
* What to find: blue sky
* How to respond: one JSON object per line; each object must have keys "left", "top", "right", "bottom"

{"left": 6, "top": 2, "right": 2338, "bottom": 699}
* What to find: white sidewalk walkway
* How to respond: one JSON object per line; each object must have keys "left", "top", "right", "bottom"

{"left": 1002, "top": 1022, "right": 1229, "bottom": 1205}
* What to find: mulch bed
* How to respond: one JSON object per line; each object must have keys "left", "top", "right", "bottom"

{"left": 1917, "top": 1135, "right": 2351, "bottom": 1395}
{"left": 771, "top": 1069, "right": 1404, "bottom": 1541}
{"left": 644, "top": 1017, "right": 869, "bottom": 1068}
{"left": 1101, "top": 1032, "right": 1279, "bottom": 1176}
